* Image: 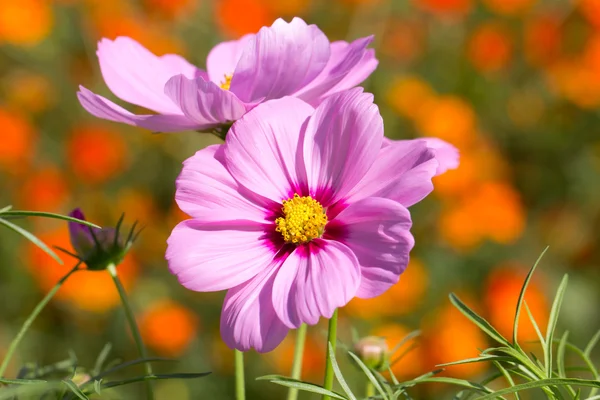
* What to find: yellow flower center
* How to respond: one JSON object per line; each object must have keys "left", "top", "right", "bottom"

{"left": 220, "top": 74, "right": 232, "bottom": 90}
{"left": 275, "top": 194, "right": 328, "bottom": 244}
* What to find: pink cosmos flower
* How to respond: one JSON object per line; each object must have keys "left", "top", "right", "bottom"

{"left": 166, "top": 88, "right": 458, "bottom": 353}
{"left": 77, "top": 18, "right": 377, "bottom": 133}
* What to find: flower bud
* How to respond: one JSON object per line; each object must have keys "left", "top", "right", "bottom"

{"left": 68, "top": 208, "right": 139, "bottom": 271}
{"left": 354, "top": 336, "right": 389, "bottom": 371}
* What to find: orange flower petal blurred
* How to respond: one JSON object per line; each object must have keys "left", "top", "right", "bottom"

{"left": 19, "top": 166, "right": 70, "bottom": 211}
{"left": 345, "top": 258, "right": 428, "bottom": 319}
{"left": 386, "top": 76, "right": 435, "bottom": 121}
{"left": 216, "top": 0, "right": 272, "bottom": 38}
{"left": 0, "top": 0, "right": 53, "bottom": 46}
{"left": 415, "top": 96, "right": 477, "bottom": 149}
{"left": 413, "top": 0, "right": 472, "bottom": 17}
{"left": 468, "top": 22, "right": 513, "bottom": 73}
{"left": 484, "top": 264, "right": 549, "bottom": 342}
{"left": 140, "top": 299, "right": 199, "bottom": 357}
{"left": 0, "top": 108, "right": 37, "bottom": 173}
{"left": 424, "top": 295, "right": 488, "bottom": 378}
{"left": 482, "top": 0, "right": 536, "bottom": 16}
{"left": 68, "top": 124, "right": 128, "bottom": 185}
{"left": 265, "top": 330, "right": 325, "bottom": 382}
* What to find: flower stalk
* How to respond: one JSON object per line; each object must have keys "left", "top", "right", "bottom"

{"left": 0, "top": 262, "right": 81, "bottom": 378}
{"left": 287, "top": 324, "right": 307, "bottom": 400}
{"left": 107, "top": 263, "right": 154, "bottom": 400}
{"left": 235, "top": 349, "right": 245, "bottom": 400}
{"left": 323, "top": 309, "right": 338, "bottom": 400}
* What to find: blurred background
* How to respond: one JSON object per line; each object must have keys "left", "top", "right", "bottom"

{"left": 0, "top": 0, "right": 599, "bottom": 398}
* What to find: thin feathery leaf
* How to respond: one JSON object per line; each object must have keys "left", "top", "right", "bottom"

{"left": 328, "top": 343, "right": 357, "bottom": 400}
{"left": 513, "top": 247, "right": 549, "bottom": 347}
{"left": 62, "top": 379, "right": 89, "bottom": 400}
{"left": 1, "top": 211, "right": 100, "bottom": 228}
{"left": 53, "top": 246, "right": 82, "bottom": 260}
{"left": 545, "top": 274, "right": 569, "bottom": 378}
{"left": 348, "top": 351, "right": 388, "bottom": 399}
{"left": 584, "top": 330, "right": 600, "bottom": 358}
{"left": 475, "top": 378, "right": 600, "bottom": 400}
{"left": 256, "top": 376, "right": 347, "bottom": 400}
{"left": 450, "top": 293, "right": 510, "bottom": 346}
{"left": 92, "top": 343, "right": 113, "bottom": 376}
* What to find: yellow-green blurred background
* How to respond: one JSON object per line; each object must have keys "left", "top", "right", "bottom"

{"left": 0, "top": 0, "right": 599, "bottom": 398}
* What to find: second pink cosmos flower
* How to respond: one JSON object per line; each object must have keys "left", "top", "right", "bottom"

{"left": 77, "top": 17, "right": 376, "bottom": 133}
{"left": 166, "top": 88, "right": 458, "bottom": 353}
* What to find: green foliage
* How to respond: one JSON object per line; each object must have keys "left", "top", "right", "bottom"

{"left": 259, "top": 249, "right": 599, "bottom": 400}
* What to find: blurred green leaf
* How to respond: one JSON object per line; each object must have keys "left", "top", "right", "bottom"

{"left": 95, "top": 372, "right": 211, "bottom": 391}
{"left": 584, "top": 330, "right": 600, "bottom": 358}
{"left": 62, "top": 379, "right": 89, "bottom": 400}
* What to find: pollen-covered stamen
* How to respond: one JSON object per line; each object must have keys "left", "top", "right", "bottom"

{"left": 220, "top": 74, "right": 233, "bottom": 90}
{"left": 275, "top": 194, "right": 328, "bottom": 244}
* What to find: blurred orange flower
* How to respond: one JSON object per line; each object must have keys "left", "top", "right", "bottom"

{"left": 415, "top": 96, "right": 477, "bottom": 149}
{"left": 143, "top": 0, "right": 197, "bottom": 19}
{"left": 433, "top": 139, "right": 508, "bottom": 198}
{"left": 482, "top": 0, "right": 536, "bottom": 16}
{"left": 381, "top": 20, "right": 425, "bottom": 64}
{"left": 371, "top": 323, "right": 426, "bottom": 379}
{"left": 386, "top": 76, "right": 435, "bottom": 121}
{"left": 484, "top": 264, "right": 549, "bottom": 342}
{"left": 524, "top": 13, "right": 562, "bottom": 66}
{"left": 468, "top": 22, "right": 513, "bottom": 73}
{"left": 116, "top": 189, "right": 159, "bottom": 224}
{"left": 264, "top": 0, "right": 312, "bottom": 16}
{"left": 92, "top": 13, "right": 184, "bottom": 56}
{"left": 139, "top": 299, "right": 199, "bottom": 357}
{"left": 424, "top": 296, "right": 488, "bottom": 378}
{"left": 265, "top": 329, "right": 325, "bottom": 382}
{"left": 413, "top": 0, "right": 472, "bottom": 17}
{"left": 579, "top": 0, "right": 600, "bottom": 28}
{"left": 0, "top": 0, "right": 53, "bottom": 46}
{"left": 1, "top": 71, "right": 55, "bottom": 113}
{"left": 19, "top": 166, "right": 70, "bottom": 212}
{"left": 345, "top": 258, "right": 428, "bottom": 319}
{"left": 27, "top": 226, "right": 138, "bottom": 313}
{"left": 0, "top": 108, "right": 37, "bottom": 173}
{"left": 547, "top": 57, "right": 600, "bottom": 109}
{"left": 67, "top": 124, "right": 128, "bottom": 185}
{"left": 439, "top": 181, "right": 525, "bottom": 249}
{"left": 216, "top": 0, "right": 272, "bottom": 38}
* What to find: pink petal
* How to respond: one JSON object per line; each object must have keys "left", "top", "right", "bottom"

{"left": 330, "top": 197, "right": 414, "bottom": 299}
{"left": 221, "top": 263, "right": 289, "bottom": 353}
{"left": 272, "top": 240, "right": 360, "bottom": 328}
{"left": 345, "top": 139, "right": 438, "bottom": 208}
{"left": 303, "top": 87, "right": 383, "bottom": 205}
{"left": 230, "top": 17, "right": 330, "bottom": 103}
{"left": 77, "top": 86, "right": 201, "bottom": 132}
{"left": 421, "top": 137, "right": 460, "bottom": 175}
{"left": 206, "top": 34, "right": 254, "bottom": 85}
{"left": 176, "top": 144, "right": 275, "bottom": 222}
{"left": 224, "top": 97, "right": 314, "bottom": 202}
{"left": 296, "top": 37, "right": 378, "bottom": 106}
{"left": 97, "top": 37, "right": 201, "bottom": 114}
{"left": 166, "top": 219, "right": 277, "bottom": 292}
{"left": 164, "top": 75, "right": 247, "bottom": 128}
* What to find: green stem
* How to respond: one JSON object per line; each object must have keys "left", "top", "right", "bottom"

{"left": 287, "top": 324, "right": 308, "bottom": 400}
{"left": 0, "top": 263, "right": 81, "bottom": 378}
{"left": 107, "top": 263, "right": 154, "bottom": 400}
{"left": 235, "top": 349, "right": 246, "bottom": 400}
{"left": 365, "top": 381, "right": 375, "bottom": 398}
{"left": 323, "top": 309, "right": 338, "bottom": 400}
